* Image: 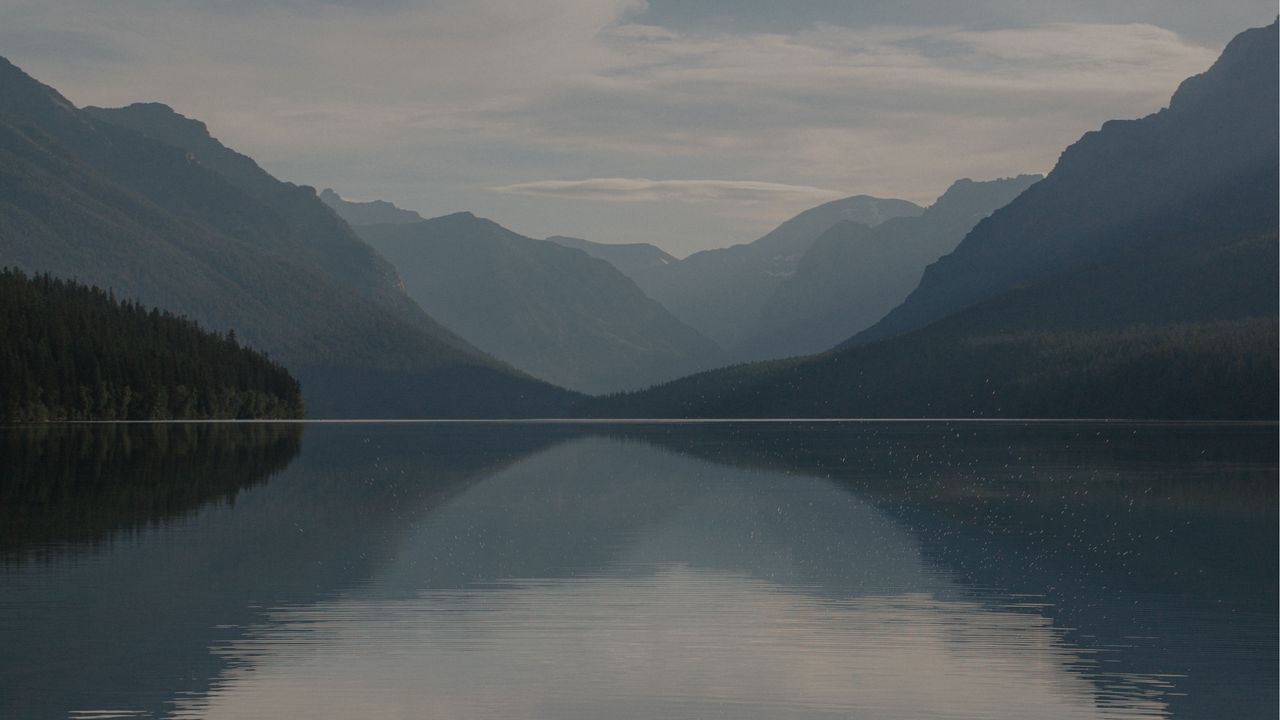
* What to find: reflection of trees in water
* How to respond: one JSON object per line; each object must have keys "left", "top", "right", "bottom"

{"left": 0, "top": 424, "right": 576, "bottom": 720}
{"left": 0, "top": 422, "right": 303, "bottom": 559}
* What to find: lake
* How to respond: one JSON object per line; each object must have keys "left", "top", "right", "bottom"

{"left": 1, "top": 421, "right": 1275, "bottom": 719}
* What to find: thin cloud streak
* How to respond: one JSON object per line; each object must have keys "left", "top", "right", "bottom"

{"left": 0, "top": 0, "right": 1248, "bottom": 252}
{"left": 492, "top": 178, "right": 845, "bottom": 205}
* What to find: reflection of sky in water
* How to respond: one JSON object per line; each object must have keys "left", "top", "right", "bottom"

{"left": 175, "top": 437, "right": 1174, "bottom": 719}
{"left": 180, "top": 573, "right": 1172, "bottom": 712}
{"left": 183, "top": 576, "right": 1170, "bottom": 720}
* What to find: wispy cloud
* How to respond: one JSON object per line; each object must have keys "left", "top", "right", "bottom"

{"left": 0, "top": 0, "right": 1240, "bottom": 252}
{"left": 493, "top": 178, "right": 844, "bottom": 204}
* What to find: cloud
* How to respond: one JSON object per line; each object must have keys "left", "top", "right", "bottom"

{"left": 0, "top": 0, "right": 1234, "bottom": 252}
{"left": 492, "top": 178, "right": 844, "bottom": 204}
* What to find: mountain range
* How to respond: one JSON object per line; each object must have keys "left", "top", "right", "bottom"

{"left": 630, "top": 195, "right": 925, "bottom": 348}
{"left": 600, "top": 19, "right": 1278, "bottom": 420}
{"left": 0, "top": 19, "right": 1274, "bottom": 420}
{"left": 351, "top": 213, "right": 721, "bottom": 394}
{"left": 0, "top": 59, "right": 575, "bottom": 417}
{"left": 738, "top": 174, "right": 1042, "bottom": 361}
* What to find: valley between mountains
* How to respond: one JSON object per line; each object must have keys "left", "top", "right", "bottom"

{"left": 1, "top": 20, "right": 1275, "bottom": 420}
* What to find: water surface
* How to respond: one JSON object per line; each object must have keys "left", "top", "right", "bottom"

{"left": 1, "top": 422, "right": 1275, "bottom": 719}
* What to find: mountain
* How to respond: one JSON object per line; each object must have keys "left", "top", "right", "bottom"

{"left": 546, "top": 235, "right": 677, "bottom": 283}
{"left": 738, "top": 175, "right": 1041, "bottom": 360}
{"left": 81, "top": 103, "right": 434, "bottom": 327}
{"left": 355, "top": 213, "right": 723, "bottom": 395}
{"left": 597, "top": 20, "right": 1278, "bottom": 421}
{"left": 0, "top": 268, "right": 303, "bottom": 421}
{"left": 855, "top": 19, "right": 1279, "bottom": 345}
{"left": 319, "top": 187, "right": 424, "bottom": 225}
{"left": 0, "top": 57, "right": 575, "bottom": 417}
{"left": 636, "top": 195, "right": 923, "bottom": 347}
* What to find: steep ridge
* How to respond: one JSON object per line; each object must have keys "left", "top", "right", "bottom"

{"left": 855, "top": 20, "right": 1279, "bottom": 345}
{"left": 357, "top": 213, "right": 723, "bottom": 395}
{"left": 0, "top": 56, "right": 575, "bottom": 417}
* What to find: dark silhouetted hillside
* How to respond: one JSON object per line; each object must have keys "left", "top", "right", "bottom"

{"left": 856, "top": 20, "right": 1279, "bottom": 344}
{"left": 0, "top": 268, "right": 302, "bottom": 421}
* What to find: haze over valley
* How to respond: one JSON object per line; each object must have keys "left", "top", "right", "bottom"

{"left": 0, "top": 8, "right": 1274, "bottom": 419}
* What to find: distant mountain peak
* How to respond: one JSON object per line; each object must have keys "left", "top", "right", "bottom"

{"left": 928, "top": 174, "right": 1043, "bottom": 218}
{"left": 319, "top": 188, "right": 425, "bottom": 225}
{"left": 802, "top": 194, "right": 922, "bottom": 230}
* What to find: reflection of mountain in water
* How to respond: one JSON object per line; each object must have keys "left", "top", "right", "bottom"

{"left": 367, "top": 435, "right": 937, "bottom": 599}
{"left": 0, "top": 422, "right": 1274, "bottom": 719}
{"left": 635, "top": 422, "right": 1279, "bottom": 720}
{"left": 183, "top": 427, "right": 1266, "bottom": 719}
{"left": 0, "top": 423, "right": 573, "bottom": 720}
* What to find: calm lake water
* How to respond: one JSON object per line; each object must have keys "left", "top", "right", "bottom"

{"left": 1, "top": 421, "right": 1275, "bottom": 719}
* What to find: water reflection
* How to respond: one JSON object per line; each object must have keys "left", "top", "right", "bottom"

{"left": 0, "top": 422, "right": 302, "bottom": 558}
{"left": 0, "top": 423, "right": 571, "bottom": 720}
{"left": 630, "top": 422, "right": 1279, "bottom": 719}
{"left": 0, "top": 422, "right": 1274, "bottom": 719}
{"left": 188, "top": 579, "right": 1170, "bottom": 720}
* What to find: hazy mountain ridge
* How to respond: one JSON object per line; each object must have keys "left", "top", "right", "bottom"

{"left": 546, "top": 235, "right": 677, "bottom": 282}
{"left": 637, "top": 195, "right": 924, "bottom": 347}
{"left": 0, "top": 56, "right": 576, "bottom": 417}
{"left": 356, "top": 213, "right": 723, "bottom": 395}
{"left": 595, "top": 20, "right": 1279, "bottom": 420}
{"left": 320, "top": 188, "right": 424, "bottom": 225}
{"left": 739, "top": 175, "right": 1042, "bottom": 361}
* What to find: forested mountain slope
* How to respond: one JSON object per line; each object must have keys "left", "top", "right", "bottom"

{"left": 0, "top": 269, "right": 302, "bottom": 421}
{"left": 0, "top": 57, "right": 575, "bottom": 417}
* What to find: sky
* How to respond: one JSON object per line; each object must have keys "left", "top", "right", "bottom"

{"left": 1, "top": 1, "right": 1273, "bottom": 256}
